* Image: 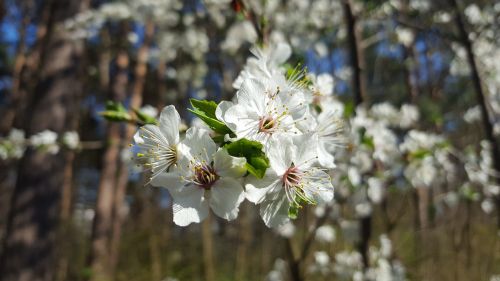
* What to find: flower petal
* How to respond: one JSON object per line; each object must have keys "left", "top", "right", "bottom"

{"left": 303, "top": 168, "right": 334, "bottom": 204}
{"left": 214, "top": 148, "right": 247, "bottom": 178}
{"left": 150, "top": 171, "right": 182, "bottom": 188}
{"left": 267, "top": 136, "right": 294, "bottom": 175}
{"left": 317, "top": 141, "right": 336, "bottom": 169}
{"left": 245, "top": 173, "right": 280, "bottom": 204}
{"left": 180, "top": 127, "right": 216, "bottom": 163}
{"left": 171, "top": 186, "right": 208, "bottom": 226}
{"left": 209, "top": 178, "right": 245, "bottom": 220}
{"left": 236, "top": 79, "right": 266, "bottom": 115}
{"left": 259, "top": 190, "right": 290, "bottom": 228}
{"left": 158, "top": 105, "right": 181, "bottom": 145}
{"left": 293, "top": 133, "right": 318, "bottom": 169}
{"left": 215, "top": 100, "right": 235, "bottom": 129}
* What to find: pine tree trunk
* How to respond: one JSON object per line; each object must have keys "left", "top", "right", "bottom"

{"left": 0, "top": 1, "right": 83, "bottom": 280}
{"left": 108, "top": 20, "right": 154, "bottom": 273}
{"left": 88, "top": 50, "right": 129, "bottom": 281}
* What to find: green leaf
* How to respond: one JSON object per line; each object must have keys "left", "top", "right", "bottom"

{"left": 224, "top": 138, "right": 270, "bottom": 179}
{"left": 133, "top": 108, "right": 158, "bottom": 125}
{"left": 101, "top": 101, "right": 133, "bottom": 123}
{"left": 99, "top": 110, "right": 133, "bottom": 123}
{"left": 188, "top": 99, "right": 232, "bottom": 135}
{"left": 343, "top": 101, "right": 355, "bottom": 118}
{"left": 288, "top": 203, "right": 299, "bottom": 219}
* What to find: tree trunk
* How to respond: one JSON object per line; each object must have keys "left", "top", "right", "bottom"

{"left": 342, "top": 0, "right": 366, "bottom": 106}
{"left": 108, "top": 20, "right": 155, "bottom": 273}
{"left": 0, "top": 1, "right": 83, "bottom": 280}
{"left": 343, "top": 0, "right": 371, "bottom": 270}
{"left": 88, "top": 50, "right": 129, "bottom": 281}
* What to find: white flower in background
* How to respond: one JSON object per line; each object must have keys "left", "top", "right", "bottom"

{"left": 232, "top": 42, "right": 292, "bottom": 89}
{"left": 443, "top": 192, "right": 459, "bottom": 208}
{"left": 355, "top": 202, "right": 373, "bottom": 218}
{"left": 265, "top": 259, "right": 287, "bottom": 281}
{"left": 309, "top": 251, "right": 332, "bottom": 275}
{"left": 133, "top": 105, "right": 181, "bottom": 179}
{"left": 463, "top": 105, "right": 481, "bottom": 123}
{"left": 464, "top": 4, "right": 483, "bottom": 25}
{"left": 275, "top": 221, "right": 296, "bottom": 238}
{"left": 370, "top": 102, "right": 399, "bottom": 125}
{"left": 30, "top": 130, "right": 60, "bottom": 154}
{"left": 348, "top": 166, "right": 362, "bottom": 186}
{"left": 481, "top": 199, "right": 495, "bottom": 214}
{"left": 246, "top": 135, "right": 334, "bottom": 227}
{"left": 221, "top": 21, "right": 258, "bottom": 53}
{"left": 309, "top": 73, "right": 335, "bottom": 97}
{"left": 62, "top": 131, "right": 80, "bottom": 149}
{"left": 140, "top": 104, "right": 159, "bottom": 118}
{"left": 409, "top": 0, "right": 430, "bottom": 12}
{"left": 2, "top": 128, "right": 26, "bottom": 159}
{"left": 379, "top": 234, "right": 392, "bottom": 258}
{"left": 334, "top": 251, "right": 363, "bottom": 279}
{"left": 367, "top": 177, "right": 385, "bottom": 204}
{"left": 315, "top": 225, "right": 336, "bottom": 243}
{"left": 399, "top": 104, "right": 419, "bottom": 128}
{"left": 299, "top": 108, "right": 344, "bottom": 168}
{"left": 152, "top": 127, "right": 246, "bottom": 226}
{"left": 395, "top": 27, "right": 415, "bottom": 47}
{"left": 217, "top": 78, "right": 306, "bottom": 149}
{"left": 405, "top": 156, "right": 438, "bottom": 187}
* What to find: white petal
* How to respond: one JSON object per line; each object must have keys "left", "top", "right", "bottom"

{"left": 150, "top": 171, "right": 182, "bottom": 188}
{"left": 293, "top": 133, "right": 318, "bottom": 169}
{"left": 259, "top": 190, "right": 290, "bottom": 228}
{"left": 209, "top": 178, "right": 245, "bottom": 220}
{"left": 245, "top": 173, "right": 280, "bottom": 204}
{"left": 213, "top": 148, "right": 247, "bottom": 178}
{"left": 270, "top": 42, "right": 292, "bottom": 65}
{"left": 215, "top": 101, "right": 234, "bottom": 125}
{"left": 317, "top": 142, "right": 336, "bottom": 169}
{"left": 236, "top": 79, "right": 267, "bottom": 114}
{"left": 171, "top": 186, "right": 208, "bottom": 226}
{"left": 180, "top": 127, "right": 216, "bottom": 163}
{"left": 159, "top": 105, "right": 181, "bottom": 144}
{"left": 303, "top": 168, "right": 334, "bottom": 204}
{"left": 267, "top": 136, "right": 294, "bottom": 175}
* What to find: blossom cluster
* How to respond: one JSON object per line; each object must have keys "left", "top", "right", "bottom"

{"left": 132, "top": 43, "right": 344, "bottom": 227}
{"left": 0, "top": 129, "right": 80, "bottom": 160}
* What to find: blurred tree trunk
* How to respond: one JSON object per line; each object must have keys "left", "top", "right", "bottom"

{"left": 0, "top": 15, "right": 28, "bottom": 135}
{"left": 234, "top": 202, "right": 251, "bottom": 280}
{"left": 0, "top": 1, "right": 83, "bottom": 280}
{"left": 202, "top": 214, "right": 215, "bottom": 281}
{"left": 342, "top": 0, "right": 366, "bottom": 106}
{"left": 109, "top": 20, "right": 155, "bottom": 273}
{"left": 448, "top": 0, "right": 500, "bottom": 228}
{"left": 343, "top": 0, "right": 370, "bottom": 271}
{"left": 88, "top": 49, "right": 129, "bottom": 281}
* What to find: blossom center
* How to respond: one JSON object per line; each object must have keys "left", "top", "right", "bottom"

{"left": 282, "top": 165, "right": 303, "bottom": 189}
{"left": 193, "top": 164, "right": 219, "bottom": 189}
{"left": 258, "top": 116, "right": 277, "bottom": 133}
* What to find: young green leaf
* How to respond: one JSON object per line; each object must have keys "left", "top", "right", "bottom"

{"left": 224, "top": 138, "right": 270, "bottom": 179}
{"left": 133, "top": 108, "right": 158, "bottom": 125}
{"left": 188, "top": 99, "right": 233, "bottom": 135}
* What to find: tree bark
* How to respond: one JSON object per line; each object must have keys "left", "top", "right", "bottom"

{"left": 342, "top": 0, "right": 367, "bottom": 106}
{"left": 343, "top": 0, "right": 371, "bottom": 270}
{"left": 88, "top": 50, "right": 129, "bottom": 281}
{"left": 0, "top": 1, "right": 83, "bottom": 280}
{"left": 109, "top": 20, "right": 155, "bottom": 273}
